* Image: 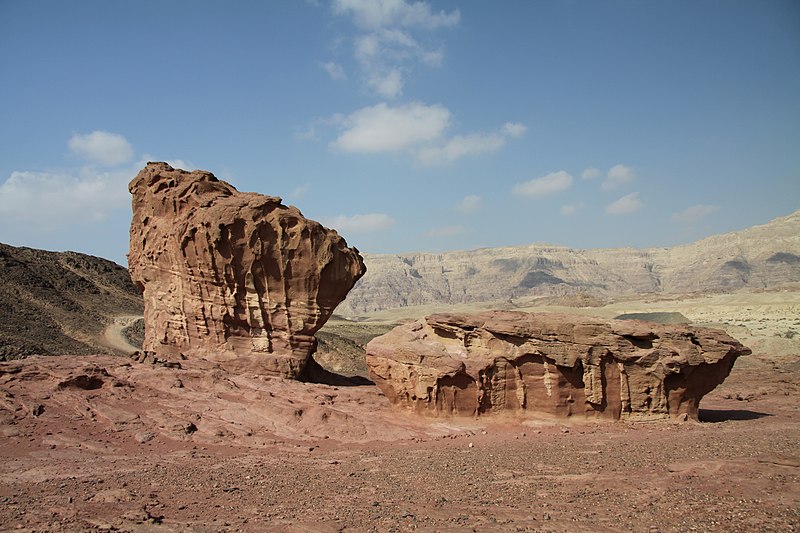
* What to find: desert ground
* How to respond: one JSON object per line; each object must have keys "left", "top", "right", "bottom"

{"left": 1, "top": 289, "right": 798, "bottom": 532}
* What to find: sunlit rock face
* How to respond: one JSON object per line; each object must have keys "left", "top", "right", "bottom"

{"left": 366, "top": 311, "right": 750, "bottom": 420}
{"left": 128, "top": 162, "right": 366, "bottom": 378}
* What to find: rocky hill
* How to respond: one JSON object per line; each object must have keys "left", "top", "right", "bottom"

{"left": 340, "top": 209, "right": 800, "bottom": 315}
{"left": 0, "top": 243, "right": 143, "bottom": 359}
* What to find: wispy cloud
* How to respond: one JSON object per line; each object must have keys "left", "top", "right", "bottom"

{"left": 501, "top": 123, "right": 527, "bottom": 138}
{"left": 416, "top": 122, "right": 526, "bottom": 165}
{"left": 603, "top": 164, "right": 636, "bottom": 190}
{"left": 162, "top": 159, "right": 194, "bottom": 171}
{"left": 322, "top": 61, "right": 347, "bottom": 81}
{"left": 513, "top": 171, "right": 573, "bottom": 198}
{"left": 68, "top": 131, "right": 134, "bottom": 166}
{"left": 581, "top": 167, "right": 601, "bottom": 180}
{"left": 289, "top": 184, "right": 310, "bottom": 199}
{"left": 323, "top": 213, "right": 395, "bottom": 233}
{"left": 368, "top": 67, "right": 403, "bottom": 98}
{"left": 605, "top": 192, "right": 643, "bottom": 215}
{"left": 0, "top": 134, "right": 190, "bottom": 234}
{"left": 672, "top": 204, "right": 720, "bottom": 223}
{"left": 456, "top": 194, "right": 481, "bottom": 213}
{"left": 331, "top": 0, "right": 459, "bottom": 99}
{"left": 0, "top": 169, "right": 129, "bottom": 228}
{"left": 332, "top": 0, "right": 460, "bottom": 30}
{"left": 561, "top": 202, "right": 585, "bottom": 215}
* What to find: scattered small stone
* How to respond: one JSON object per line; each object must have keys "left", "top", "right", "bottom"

{"left": 134, "top": 432, "right": 155, "bottom": 444}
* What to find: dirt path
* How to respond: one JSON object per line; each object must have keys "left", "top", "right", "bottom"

{"left": 101, "top": 315, "right": 142, "bottom": 354}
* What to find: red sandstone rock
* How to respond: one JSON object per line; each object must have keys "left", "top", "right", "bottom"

{"left": 128, "top": 162, "right": 365, "bottom": 378}
{"left": 366, "top": 310, "right": 751, "bottom": 420}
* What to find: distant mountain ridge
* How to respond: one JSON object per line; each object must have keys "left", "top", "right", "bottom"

{"left": 340, "top": 209, "right": 800, "bottom": 315}
{"left": 0, "top": 243, "right": 143, "bottom": 359}
{"left": 2, "top": 210, "right": 798, "bottom": 356}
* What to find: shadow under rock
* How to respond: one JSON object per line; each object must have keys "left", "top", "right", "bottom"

{"left": 299, "top": 356, "right": 374, "bottom": 387}
{"left": 699, "top": 408, "right": 772, "bottom": 423}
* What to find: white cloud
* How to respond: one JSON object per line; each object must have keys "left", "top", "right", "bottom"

{"left": 420, "top": 46, "right": 444, "bottom": 66}
{"left": 324, "top": 213, "right": 395, "bottom": 233}
{"left": 416, "top": 122, "right": 526, "bottom": 165}
{"left": 327, "top": 102, "right": 524, "bottom": 163}
{"left": 331, "top": 102, "right": 450, "bottom": 152}
{"left": 581, "top": 167, "right": 601, "bottom": 180}
{"left": 425, "top": 225, "right": 463, "bottom": 237}
{"left": 502, "top": 122, "right": 527, "bottom": 138}
{"left": 456, "top": 194, "right": 481, "bottom": 213}
{"left": 295, "top": 113, "right": 346, "bottom": 142}
{"left": 672, "top": 204, "right": 720, "bottom": 223}
{"left": 68, "top": 131, "right": 134, "bottom": 166}
{"left": 289, "top": 184, "right": 310, "bottom": 199}
{"left": 368, "top": 68, "right": 404, "bottom": 98}
{"left": 164, "top": 159, "right": 194, "bottom": 171}
{"left": 0, "top": 168, "right": 130, "bottom": 228}
{"left": 332, "top": 0, "right": 460, "bottom": 30}
{"left": 561, "top": 202, "right": 585, "bottom": 216}
{"left": 417, "top": 132, "right": 505, "bottom": 165}
{"left": 513, "top": 171, "right": 573, "bottom": 198}
{"left": 354, "top": 33, "right": 380, "bottom": 62}
{"left": 332, "top": 0, "right": 458, "bottom": 98}
{"left": 603, "top": 164, "right": 636, "bottom": 190}
{"left": 322, "top": 61, "right": 347, "bottom": 80}
{"left": 605, "top": 192, "right": 643, "bottom": 215}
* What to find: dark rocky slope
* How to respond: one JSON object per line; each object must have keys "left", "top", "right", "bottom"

{"left": 0, "top": 243, "right": 143, "bottom": 359}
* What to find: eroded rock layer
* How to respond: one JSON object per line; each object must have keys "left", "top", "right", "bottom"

{"left": 128, "top": 163, "right": 365, "bottom": 377}
{"left": 366, "top": 311, "right": 750, "bottom": 420}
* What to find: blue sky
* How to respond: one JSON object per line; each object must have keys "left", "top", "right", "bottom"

{"left": 1, "top": 0, "right": 798, "bottom": 266}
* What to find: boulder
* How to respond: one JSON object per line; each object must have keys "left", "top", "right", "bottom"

{"left": 366, "top": 311, "right": 751, "bottom": 420}
{"left": 128, "top": 162, "right": 365, "bottom": 378}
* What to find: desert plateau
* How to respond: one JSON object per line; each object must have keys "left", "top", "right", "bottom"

{"left": 0, "top": 163, "right": 798, "bottom": 532}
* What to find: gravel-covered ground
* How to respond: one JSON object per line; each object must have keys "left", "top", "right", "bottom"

{"left": 0, "top": 348, "right": 797, "bottom": 532}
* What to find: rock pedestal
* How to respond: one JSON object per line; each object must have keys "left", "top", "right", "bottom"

{"left": 128, "top": 162, "right": 365, "bottom": 378}
{"left": 366, "top": 311, "right": 750, "bottom": 420}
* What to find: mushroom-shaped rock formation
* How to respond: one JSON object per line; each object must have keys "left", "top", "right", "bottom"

{"left": 128, "top": 162, "right": 366, "bottom": 378}
{"left": 366, "top": 311, "right": 750, "bottom": 420}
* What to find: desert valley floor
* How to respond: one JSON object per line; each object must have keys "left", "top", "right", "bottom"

{"left": 1, "top": 290, "right": 798, "bottom": 532}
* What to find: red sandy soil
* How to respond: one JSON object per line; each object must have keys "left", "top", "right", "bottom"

{"left": 1, "top": 353, "right": 798, "bottom": 532}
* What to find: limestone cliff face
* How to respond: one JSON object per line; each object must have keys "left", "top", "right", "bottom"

{"left": 366, "top": 311, "right": 751, "bottom": 420}
{"left": 341, "top": 210, "right": 800, "bottom": 314}
{"left": 128, "top": 163, "right": 366, "bottom": 377}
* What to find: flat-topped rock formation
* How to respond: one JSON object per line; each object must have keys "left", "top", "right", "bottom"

{"left": 128, "top": 163, "right": 365, "bottom": 378}
{"left": 366, "top": 311, "right": 751, "bottom": 420}
{"left": 342, "top": 209, "right": 800, "bottom": 314}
